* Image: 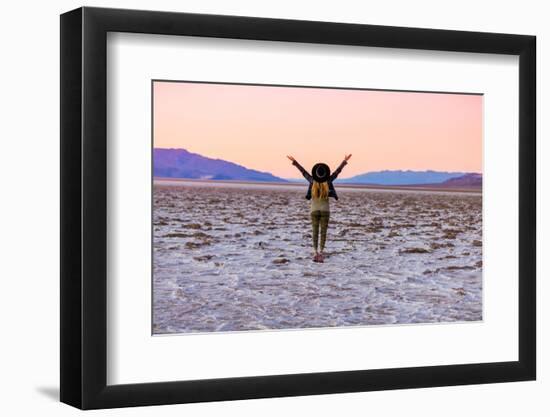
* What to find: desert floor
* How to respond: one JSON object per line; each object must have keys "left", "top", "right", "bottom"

{"left": 153, "top": 180, "right": 482, "bottom": 334}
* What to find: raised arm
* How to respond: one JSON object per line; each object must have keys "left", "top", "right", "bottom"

{"left": 287, "top": 155, "right": 313, "bottom": 183}
{"left": 330, "top": 154, "right": 352, "bottom": 181}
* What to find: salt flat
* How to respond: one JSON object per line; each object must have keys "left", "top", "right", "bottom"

{"left": 153, "top": 180, "right": 482, "bottom": 334}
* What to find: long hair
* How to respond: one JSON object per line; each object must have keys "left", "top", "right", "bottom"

{"left": 312, "top": 180, "right": 329, "bottom": 199}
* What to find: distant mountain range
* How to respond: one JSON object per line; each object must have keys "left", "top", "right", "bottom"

{"left": 439, "top": 173, "right": 482, "bottom": 187}
{"left": 339, "top": 170, "right": 471, "bottom": 185}
{"left": 153, "top": 148, "right": 287, "bottom": 182}
{"left": 153, "top": 148, "right": 481, "bottom": 187}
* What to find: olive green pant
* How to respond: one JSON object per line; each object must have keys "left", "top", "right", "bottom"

{"left": 311, "top": 210, "right": 330, "bottom": 251}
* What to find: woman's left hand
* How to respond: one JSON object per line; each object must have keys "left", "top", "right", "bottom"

{"left": 344, "top": 154, "right": 352, "bottom": 162}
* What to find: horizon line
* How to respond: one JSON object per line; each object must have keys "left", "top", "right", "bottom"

{"left": 153, "top": 147, "right": 482, "bottom": 177}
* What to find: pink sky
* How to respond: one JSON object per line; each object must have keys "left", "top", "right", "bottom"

{"left": 153, "top": 81, "right": 482, "bottom": 179}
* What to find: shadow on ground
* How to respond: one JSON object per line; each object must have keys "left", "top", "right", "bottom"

{"left": 35, "top": 386, "right": 59, "bottom": 401}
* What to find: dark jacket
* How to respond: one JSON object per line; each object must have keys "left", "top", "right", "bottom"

{"left": 292, "top": 159, "right": 348, "bottom": 200}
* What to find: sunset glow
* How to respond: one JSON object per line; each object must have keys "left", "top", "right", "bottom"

{"left": 153, "top": 81, "right": 482, "bottom": 179}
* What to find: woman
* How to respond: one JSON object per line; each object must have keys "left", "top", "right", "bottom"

{"left": 287, "top": 154, "right": 352, "bottom": 262}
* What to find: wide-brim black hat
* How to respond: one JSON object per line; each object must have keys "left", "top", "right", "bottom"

{"left": 311, "top": 162, "right": 331, "bottom": 183}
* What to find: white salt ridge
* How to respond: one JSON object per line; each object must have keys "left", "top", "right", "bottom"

{"left": 152, "top": 181, "right": 482, "bottom": 334}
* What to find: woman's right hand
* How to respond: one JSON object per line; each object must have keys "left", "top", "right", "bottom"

{"left": 287, "top": 155, "right": 296, "bottom": 162}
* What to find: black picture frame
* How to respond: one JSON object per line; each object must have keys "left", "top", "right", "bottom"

{"left": 60, "top": 6, "right": 536, "bottom": 410}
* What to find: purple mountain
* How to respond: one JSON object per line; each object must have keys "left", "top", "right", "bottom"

{"left": 339, "top": 170, "right": 470, "bottom": 185}
{"left": 153, "top": 148, "right": 287, "bottom": 182}
{"left": 440, "top": 173, "right": 482, "bottom": 187}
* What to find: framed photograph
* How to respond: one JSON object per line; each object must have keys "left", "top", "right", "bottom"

{"left": 60, "top": 6, "right": 536, "bottom": 409}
